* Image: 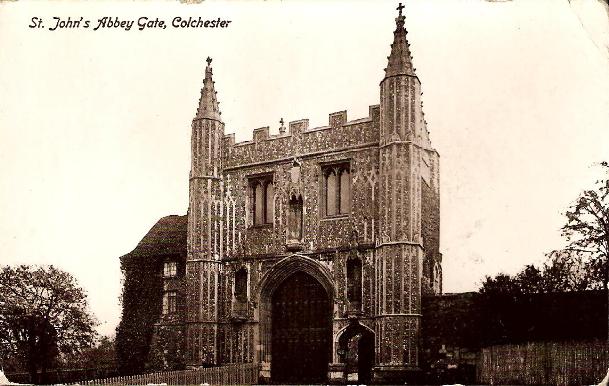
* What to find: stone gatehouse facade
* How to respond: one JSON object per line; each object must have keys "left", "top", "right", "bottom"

{"left": 125, "top": 6, "right": 441, "bottom": 384}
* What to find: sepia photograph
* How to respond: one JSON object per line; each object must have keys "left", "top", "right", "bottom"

{"left": 1, "top": 0, "right": 608, "bottom": 384}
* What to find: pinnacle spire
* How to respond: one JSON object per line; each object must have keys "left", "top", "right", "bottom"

{"left": 385, "top": 3, "right": 416, "bottom": 78}
{"left": 196, "top": 56, "right": 222, "bottom": 121}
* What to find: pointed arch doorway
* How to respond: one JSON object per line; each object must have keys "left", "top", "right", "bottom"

{"left": 271, "top": 271, "right": 332, "bottom": 384}
{"left": 338, "top": 321, "right": 375, "bottom": 383}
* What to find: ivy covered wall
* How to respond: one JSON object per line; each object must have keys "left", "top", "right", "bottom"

{"left": 115, "top": 215, "right": 187, "bottom": 374}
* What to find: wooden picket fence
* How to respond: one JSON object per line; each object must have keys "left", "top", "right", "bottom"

{"left": 68, "top": 362, "right": 259, "bottom": 385}
{"left": 479, "top": 340, "right": 608, "bottom": 385}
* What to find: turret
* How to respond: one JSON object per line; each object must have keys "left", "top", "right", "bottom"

{"left": 379, "top": 3, "right": 424, "bottom": 147}
{"left": 188, "top": 57, "right": 225, "bottom": 259}
{"left": 374, "top": 3, "right": 426, "bottom": 376}
{"left": 186, "top": 57, "right": 225, "bottom": 367}
{"left": 191, "top": 57, "right": 223, "bottom": 180}
{"left": 379, "top": 3, "right": 423, "bottom": 244}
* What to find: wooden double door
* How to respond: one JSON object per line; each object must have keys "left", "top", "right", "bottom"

{"left": 271, "top": 271, "right": 331, "bottom": 384}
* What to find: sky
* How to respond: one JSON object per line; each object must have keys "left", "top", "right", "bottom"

{"left": 1, "top": 0, "right": 608, "bottom": 337}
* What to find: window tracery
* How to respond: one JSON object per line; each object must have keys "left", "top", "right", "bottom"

{"left": 322, "top": 163, "right": 351, "bottom": 217}
{"left": 249, "top": 175, "right": 274, "bottom": 226}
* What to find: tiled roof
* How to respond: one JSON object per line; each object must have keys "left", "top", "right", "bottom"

{"left": 121, "top": 215, "right": 187, "bottom": 260}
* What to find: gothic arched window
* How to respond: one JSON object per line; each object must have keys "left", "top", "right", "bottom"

{"left": 327, "top": 172, "right": 337, "bottom": 215}
{"left": 265, "top": 182, "right": 274, "bottom": 223}
{"left": 234, "top": 267, "right": 248, "bottom": 302}
{"left": 346, "top": 257, "right": 362, "bottom": 310}
{"left": 249, "top": 175, "right": 274, "bottom": 226}
{"left": 323, "top": 162, "right": 351, "bottom": 217}
{"left": 339, "top": 169, "right": 351, "bottom": 214}
{"left": 254, "top": 183, "right": 264, "bottom": 225}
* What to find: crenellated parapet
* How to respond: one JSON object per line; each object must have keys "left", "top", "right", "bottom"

{"left": 223, "top": 106, "right": 380, "bottom": 169}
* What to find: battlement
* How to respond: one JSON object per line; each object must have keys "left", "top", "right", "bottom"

{"left": 224, "top": 105, "right": 380, "bottom": 148}
{"left": 222, "top": 105, "right": 380, "bottom": 169}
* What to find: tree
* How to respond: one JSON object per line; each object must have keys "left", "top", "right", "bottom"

{"left": 562, "top": 162, "right": 609, "bottom": 337}
{"left": 478, "top": 269, "right": 606, "bottom": 345}
{"left": 477, "top": 273, "right": 526, "bottom": 344}
{"left": 61, "top": 335, "right": 117, "bottom": 371}
{"left": 479, "top": 249, "right": 596, "bottom": 298}
{"left": 0, "top": 265, "right": 97, "bottom": 383}
{"left": 515, "top": 264, "right": 545, "bottom": 294}
{"left": 541, "top": 249, "right": 599, "bottom": 291}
